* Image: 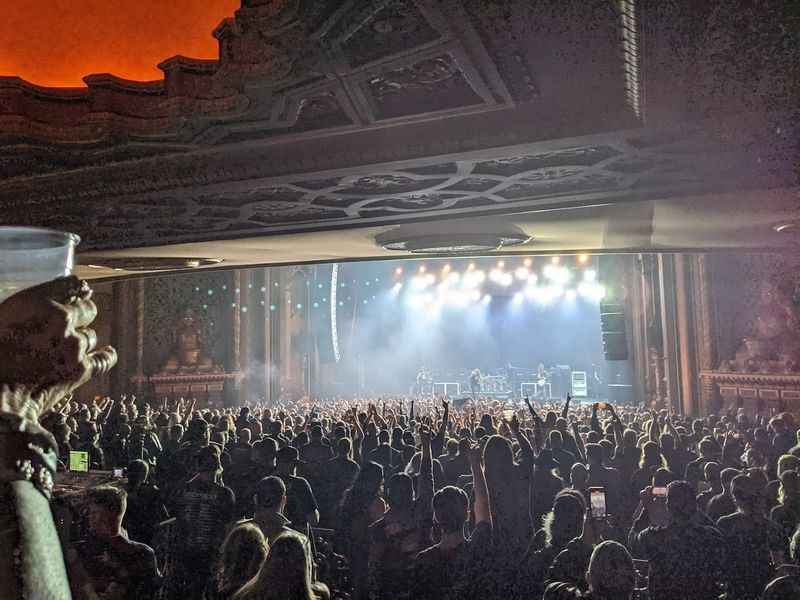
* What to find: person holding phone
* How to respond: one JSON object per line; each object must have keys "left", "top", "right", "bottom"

{"left": 546, "top": 494, "right": 610, "bottom": 593}
{"left": 628, "top": 481, "right": 724, "bottom": 600}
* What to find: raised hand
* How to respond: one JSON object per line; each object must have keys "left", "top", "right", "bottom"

{"left": 467, "top": 441, "right": 483, "bottom": 467}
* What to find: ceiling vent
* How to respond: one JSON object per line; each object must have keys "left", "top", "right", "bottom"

{"left": 376, "top": 221, "right": 530, "bottom": 255}
{"left": 79, "top": 257, "right": 222, "bottom": 272}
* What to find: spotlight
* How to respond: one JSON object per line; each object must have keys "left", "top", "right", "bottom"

{"left": 578, "top": 282, "right": 605, "bottom": 301}
{"left": 577, "top": 253, "right": 590, "bottom": 264}
{"left": 425, "top": 273, "right": 436, "bottom": 285}
{"left": 395, "top": 266, "right": 403, "bottom": 276}
{"left": 419, "top": 264, "right": 427, "bottom": 273}
{"left": 468, "top": 262, "right": 476, "bottom": 271}
{"left": 523, "top": 257, "right": 533, "bottom": 267}
{"left": 442, "top": 264, "right": 451, "bottom": 275}
{"left": 390, "top": 282, "right": 403, "bottom": 297}
{"left": 497, "top": 260, "right": 505, "bottom": 269}
{"left": 489, "top": 268, "right": 502, "bottom": 282}
{"left": 583, "top": 269, "right": 597, "bottom": 282}
{"left": 551, "top": 256, "right": 560, "bottom": 264}
{"left": 499, "top": 273, "right": 513, "bottom": 287}
{"left": 551, "top": 267, "right": 571, "bottom": 285}
{"left": 527, "top": 273, "right": 538, "bottom": 285}
{"left": 515, "top": 267, "right": 530, "bottom": 280}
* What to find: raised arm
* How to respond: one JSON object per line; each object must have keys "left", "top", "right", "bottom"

{"left": 648, "top": 411, "right": 660, "bottom": 443}
{"left": 432, "top": 398, "right": 449, "bottom": 458}
{"left": 561, "top": 394, "right": 571, "bottom": 420}
{"left": 468, "top": 443, "right": 491, "bottom": 527}
{"left": 571, "top": 420, "right": 586, "bottom": 463}
{"left": 510, "top": 413, "right": 534, "bottom": 463}
{"left": 590, "top": 403, "right": 602, "bottom": 435}
{"left": 417, "top": 426, "right": 434, "bottom": 511}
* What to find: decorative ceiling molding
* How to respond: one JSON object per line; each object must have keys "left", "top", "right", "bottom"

{"left": 0, "top": 0, "right": 630, "bottom": 149}
{"left": 2, "top": 117, "right": 795, "bottom": 252}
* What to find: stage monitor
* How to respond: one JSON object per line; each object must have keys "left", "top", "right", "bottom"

{"left": 433, "top": 382, "right": 460, "bottom": 397}
{"left": 69, "top": 451, "right": 89, "bottom": 472}
{"left": 571, "top": 371, "right": 588, "bottom": 398}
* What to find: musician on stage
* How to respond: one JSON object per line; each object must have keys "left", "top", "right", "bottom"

{"left": 536, "top": 362, "right": 548, "bottom": 400}
{"left": 469, "top": 368, "right": 482, "bottom": 402}
{"left": 415, "top": 366, "right": 429, "bottom": 396}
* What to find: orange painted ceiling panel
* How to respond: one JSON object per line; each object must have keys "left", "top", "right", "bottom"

{"left": 0, "top": 0, "right": 240, "bottom": 87}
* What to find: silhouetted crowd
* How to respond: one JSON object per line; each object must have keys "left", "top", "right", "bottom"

{"left": 43, "top": 394, "right": 800, "bottom": 600}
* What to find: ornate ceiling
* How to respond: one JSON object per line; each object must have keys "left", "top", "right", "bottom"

{"left": 0, "top": 0, "right": 798, "bottom": 260}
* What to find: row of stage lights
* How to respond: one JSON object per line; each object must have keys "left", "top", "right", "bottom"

{"left": 393, "top": 255, "right": 605, "bottom": 308}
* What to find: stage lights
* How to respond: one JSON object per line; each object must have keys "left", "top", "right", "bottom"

{"left": 578, "top": 281, "right": 605, "bottom": 301}
{"left": 419, "top": 264, "right": 427, "bottom": 274}
{"left": 583, "top": 269, "right": 597, "bottom": 282}
{"left": 577, "top": 253, "right": 590, "bottom": 264}
{"left": 551, "top": 256, "right": 560, "bottom": 264}
{"left": 394, "top": 266, "right": 403, "bottom": 276}
{"left": 497, "top": 260, "right": 505, "bottom": 269}
{"left": 515, "top": 267, "right": 530, "bottom": 280}
{"left": 442, "top": 264, "right": 451, "bottom": 275}
{"left": 523, "top": 257, "right": 533, "bottom": 267}
{"left": 467, "top": 262, "right": 476, "bottom": 271}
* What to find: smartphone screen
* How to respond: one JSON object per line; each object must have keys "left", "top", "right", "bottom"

{"left": 589, "top": 488, "right": 607, "bottom": 519}
{"left": 113, "top": 468, "right": 124, "bottom": 478}
{"left": 502, "top": 409, "right": 514, "bottom": 422}
{"left": 69, "top": 451, "right": 89, "bottom": 472}
{"left": 652, "top": 486, "right": 668, "bottom": 498}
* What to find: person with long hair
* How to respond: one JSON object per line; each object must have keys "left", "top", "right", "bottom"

{"left": 630, "top": 441, "right": 665, "bottom": 497}
{"left": 234, "top": 533, "right": 315, "bottom": 600}
{"left": 337, "top": 461, "right": 386, "bottom": 600}
{"left": 206, "top": 524, "right": 268, "bottom": 600}
{"left": 517, "top": 490, "right": 585, "bottom": 600}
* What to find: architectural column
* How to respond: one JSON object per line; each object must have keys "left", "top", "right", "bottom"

{"left": 691, "top": 254, "right": 719, "bottom": 414}
{"left": 110, "top": 281, "right": 131, "bottom": 398}
{"left": 238, "top": 270, "right": 252, "bottom": 405}
{"left": 133, "top": 278, "right": 146, "bottom": 395}
{"left": 281, "top": 269, "right": 293, "bottom": 390}
{"left": 657, "top": 254, "right": 682, "bottom": 413}
{"left": 628, "top": 255, "right": 649, "bottom": 407}
{"left": 674, "top": 254, "right": 699, "bottom": 415}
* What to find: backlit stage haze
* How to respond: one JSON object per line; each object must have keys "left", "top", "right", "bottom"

{"left": 307, "top": 255, "right": 633, "bottom": 403}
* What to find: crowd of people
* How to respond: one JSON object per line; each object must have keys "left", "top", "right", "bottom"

{"left": 3, "top": 277, "right": 800, "bottom": 600}
{"left": 40, "top": 391, "right": 800, "bottom": 600}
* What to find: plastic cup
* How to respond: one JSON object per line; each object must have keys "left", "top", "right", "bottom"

{"left": 0, "top": 227, "right": 80, "bottom": 303}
